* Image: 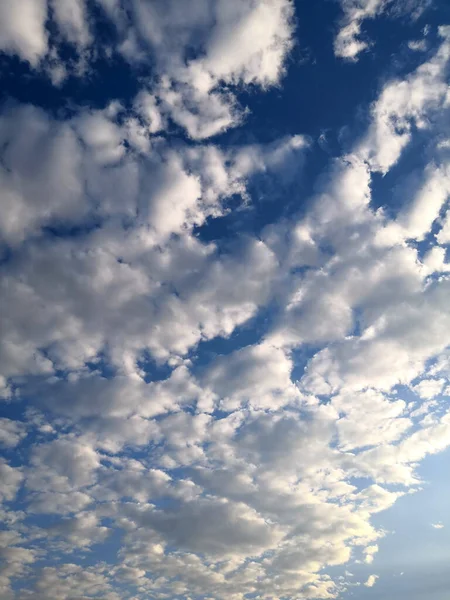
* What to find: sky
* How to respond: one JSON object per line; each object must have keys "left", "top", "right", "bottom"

{"left": 0, "top": 0, "right": 450, "bottom": 599}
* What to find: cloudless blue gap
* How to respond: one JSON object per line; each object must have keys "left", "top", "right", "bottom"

{"left": 82, "top": 523, "right": 124, "bottom": 565}
{"left": 0, "top": 399, "right": 25, "bottom": 424}
{"left": 0, "top": 51, "right": 141, "bottom": 116}
{"left": 42, "top": 221, "right": 104, "bottom": 239}
{"left": 137, "top": 352, "right": 174, "bottom": 383}
{"left": 193, "top": 194, "right": 244, "bottom": 243}
{"left": 187, "top": 306, "right": 274, "bottom": 375}
{"left": 84, "top": 358, "right": 118, "bottom": 380}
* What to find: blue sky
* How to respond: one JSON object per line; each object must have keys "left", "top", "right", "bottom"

{"left": 1, "top": 1, "right": 450, "bottom": 599}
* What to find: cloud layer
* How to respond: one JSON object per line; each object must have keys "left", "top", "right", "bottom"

{"left": 1, "top": 2, "right": 450, "bottom": 599}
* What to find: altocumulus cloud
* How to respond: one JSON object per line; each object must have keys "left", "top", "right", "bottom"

{"left": 0, "top": 1, "right": 450, "bottom": 599}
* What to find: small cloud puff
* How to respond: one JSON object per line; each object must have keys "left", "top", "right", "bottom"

{"left": 365, "top": 574, "right": 379, "bottom": 588}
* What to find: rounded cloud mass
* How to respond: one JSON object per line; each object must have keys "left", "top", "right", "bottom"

{"left": 1, "top": 1, "right": 450, "bottom": 599}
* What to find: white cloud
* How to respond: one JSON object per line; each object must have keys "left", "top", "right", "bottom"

{"left": 432, "top": 522, "right": 444, "bottom": 529}
{"left": 0, "top": 531, "right": 36, "bottom": 600}
{"left": 125, "top": 0, "right": 294, "bottom": 88}
{"left": 140, "top": 0, "right": 294, "bottom": 140}
{"left": 28, "top": 437, "right": 100, "bottom": 491}
{"left": 364, "top": 544, "right": 379, "bottom": 564}
{"left": 196, "top": 0, "right": 294, "bottom": 88}
{"left": 0, "top": 419, "right": 27, "bottom": 449}
{"left": 408, "top": 39, "right": 428, "bottom": 52}
{"left": 0, "top": 0, "right": 295, "bottom": 142}
{"left": 202, "top": 342, "right": 301, "bottom": 411}
{"left": 396, "top": 164, "right": 450, "bottom": 240}
{"left": 437, "top": 208, "right": 450, "bottom": 244}
{"left": 364, "top": 574, "right": 379, "bottom": 587}
{"left": 122, "top": 496, "right": 283, "bottom": 559}
{"left": 0, "top": 224, "right": 281, "bottom": 382}
{"left": 50, "top": 0, "right": 91, "bottom": 48}
{"left": 0, "top": 105, "right": 86, "bottom": 245}
{"left": 303, "top": 275, "right": 450, "bottom": 395}
{"left": 17, "top": 564, "right": 121, "bottom": 600}
{"left": 0, "top": 460, "right": 23, "bottom": 502}
{"left": 74, "top": 106, "right": 126, "bottom": 165}
{"left": 332, "top": 390, "right": 411, "bottom": 451}
{"left": 413, "top": 378, "right": 446, "bottom": 399}
{"left": 47, "top": 512, "right": 110, "bottom": 549}
{"left": 29, "top": 491, "right": 92, "bottom": 515}
{"left": 2, "top": 6, "right": 450, "bottom": 600}
{"left": 155, "top": 80, "right": 241, "bottom": 140}
{"left": 423, "top": 246, "right": 450, "bottom": 274}
{"left": 0, "top": 0, "right": 48, "bottom": 66}
{"left": 133, "top": 91, "right": 165, "bottom": 134}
